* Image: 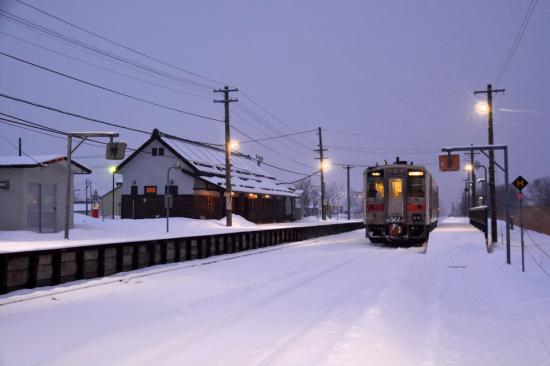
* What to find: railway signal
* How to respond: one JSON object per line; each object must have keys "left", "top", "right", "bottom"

{"left": 512, "top": 175, "right": 529, "bottom": 272}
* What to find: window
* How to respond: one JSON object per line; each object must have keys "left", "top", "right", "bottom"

{"left": 407, "top": 177, "right": 425, "bottom": 197}
{"left": 390, "top": 179, "right": 402, "bottom": 198}
{"left": 165, "top": 185, "right": 178, "bottom": 195}
{"left": 144, "top": 186, "right": 157, "bottom": 195}
{"left": 131, "top": 186, "right": 138, "bottom": 196}
{"left": 367, "top": 178, "right": 385, "bottom": 199}
{"left": 152, "top": 148, "right": 158, "bottom": 156}
{"left": 158, "top": 148, "right": 165, "bottom": 156}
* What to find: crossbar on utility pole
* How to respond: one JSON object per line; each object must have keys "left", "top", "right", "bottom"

{"left": 214, "top": 86, "right": 238, "bottom": 227}
{"left": 474, "top": 84, "right": 505, "bottom": 243}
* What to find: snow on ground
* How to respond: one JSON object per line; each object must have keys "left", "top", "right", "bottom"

{"left": 0, "top": 214, "right": 359, "bottom": 253}
{"left": 1, "top": 217, "right": 550, "bottom": 366}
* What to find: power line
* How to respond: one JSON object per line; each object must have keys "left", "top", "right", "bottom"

{"left": 0, "top": 130, "right": 43, "bottom": 164}
{"left": 495, "top": 0, "right": 539, "bottom": 84}
{"left": 240, "top": 129, "right": 316, "bottom": 144}
{"left": 324, "top": 128, "right": 441, "bottom": 144}
{"left": 0, "top": 31, "right": 212, "bottom": 101}
{"left": 14, "top": 0, "right": 227, "bottom": 88}
{"left": 0, "top": 51, "right": 224, "bottom": 123}
{"left": 0, "top": 10, "right": 214, "bottom": 92}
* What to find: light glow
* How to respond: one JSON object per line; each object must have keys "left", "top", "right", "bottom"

{"left": 229, "top": 140, "right": 240, "bottom": 151}
{"left": 320, "top": 160, "right": 331, "bottom": 171}
{"left": 108, "top": 166, "right": 117, "bottom": 174}
{"left": 371, "top": 172, "right": 381, "bottom": 176}
{"left": 407, "top": 171, "right": 424, "bottom": 176}
{"left": 464, "top": 163, "right": 473, "bottom": 171}
{"left": 475, "top": 101, "right": 490, "bottom": 115}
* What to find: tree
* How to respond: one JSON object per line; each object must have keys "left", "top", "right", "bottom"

{"left": 527, "top": 176, "right": 550, "bottom": 208}
{"left": 325, "top": 182, "right": 344, "bottom": 218}
{"left": 495, "top": 183, "right": 519, "bottom": 217}
{"left": 295, "top": 178, "right": 320, "bottom": 216}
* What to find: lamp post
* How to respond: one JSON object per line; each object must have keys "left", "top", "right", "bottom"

{"left": 166, "top": 162, "right": 181, "bottom": 233}
{"left": 474, "top": 161, "right": 488, "bottom": 206}
{"left": 109, "top": 166, "right": 116, "bottom": 219}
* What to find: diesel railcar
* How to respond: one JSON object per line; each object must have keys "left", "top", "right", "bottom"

{"left": 363, "top": 158, "right": 438, "bottom": 244}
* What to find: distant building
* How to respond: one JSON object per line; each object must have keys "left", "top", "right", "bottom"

{"left": 100, "top": 183, "right": 122, "bottom": 218}
{"left": 116, "top": 129, "right": 301, "bottom": 223}
{"left": 0, "top": 155, "right": 91, "bottom": 232}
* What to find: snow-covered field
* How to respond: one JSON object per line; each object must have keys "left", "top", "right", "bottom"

{"left": 1, "top": 217, "right": 549, "bottom": 366}
{"left": 0, "top": 214, "right": 360, "bottom": 253}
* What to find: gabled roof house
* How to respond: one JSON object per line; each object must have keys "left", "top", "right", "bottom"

{"left": 116, "top": 129, "right": 301, "bottom": 223}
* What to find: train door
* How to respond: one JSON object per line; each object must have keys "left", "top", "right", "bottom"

{"left": 388, "top": 178, "right": 404, "bottom": 217}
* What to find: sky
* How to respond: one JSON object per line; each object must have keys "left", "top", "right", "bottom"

{"left": 0, "top": 0, "right": 548, "bottom": 213}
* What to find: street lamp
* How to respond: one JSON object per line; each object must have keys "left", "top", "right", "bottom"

{"left": 475, "top": 100, "right": 490, "bottom": 115}
{"left": 109, "top": 165, "right": 117, "bottom": 219}
{"left": 320, "top": 159, "right": 331, "bottom": 172}
{"left": 166, "top": 162, "right": 181, "bottom": 233}
{"left": 229, "top": 139, "right": 239, "bottom": 152}
{"left": 474, "top": 161, "right": 488, "bottom": 207}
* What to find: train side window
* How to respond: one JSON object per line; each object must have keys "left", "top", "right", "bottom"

{"left": 367, "top": 178, "right": 384, "bottom": 199}
{"left": 390, "top": 179, "right": 402, "bottom": 198}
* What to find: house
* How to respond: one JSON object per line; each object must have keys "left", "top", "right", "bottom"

{"left": 116, "top": 129, "right": 301, "bottom": 223}
{"left": 0, "top": 155, "right": 91, "bottom": 232}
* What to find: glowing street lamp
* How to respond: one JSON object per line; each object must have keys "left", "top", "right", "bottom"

{"left": 320, "top": 159, "right": 331, "bottom": 172}
{"left": 475, "top": 101, "right": 490, "bottom": 115}
{"left": 464, "top": 163, "right": 473, "bottom": 172}
{"left": 229, "top": 139, "right": 239, "bottom": 152}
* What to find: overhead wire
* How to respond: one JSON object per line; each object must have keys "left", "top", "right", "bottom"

{"left": 495, "top": 0, "right": 539, "bottom": 85}
{"left": 0, "top": 31, "right": 212, "bottom": 101}
{"left": 13, "top": 0, "right": 228, "bottom": 88}
{"left": 0, "top": 51, "right": 224, "bottom": 123}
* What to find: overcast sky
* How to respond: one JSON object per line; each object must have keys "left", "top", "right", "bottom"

{"left": 0, "top": 0, "right": 548, "bottom": 212}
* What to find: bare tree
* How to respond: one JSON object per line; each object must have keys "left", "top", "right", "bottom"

{"left": 527, "top": 176, "right": 550, "bottom": 208}
{"left": 295, "top": 178, "right": 320, "bottom": 216}
{"left": 325, "top": 182, "right": 344, "bottom": 218}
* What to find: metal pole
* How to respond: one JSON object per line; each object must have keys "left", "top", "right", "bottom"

{"left": 520, "top": 191, "right": 525, "bottom": 272}
{"left": 64, "top": 135, "right": 72, "bottom": 239}
{"left": 85, "top": 179, "right": 89, "bottom": 216}
{"left": 504, "top": 146, "right": 511, "bottom": 264}
{"left": 18, "top": 137, "right": 22, "bottom": 156}
{"left": 345, "top": 165, "right": 352, "bottom": 220}
{"left": 166, "top": 167, "right": 172, "bottom": 233}
{"left": 112, "top": 171, "right": 115, "bottom": 220}
{"left": 470, "top": 147, "right": 476, "bottom": 207}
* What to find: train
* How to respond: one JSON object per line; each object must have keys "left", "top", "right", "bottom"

{"left": 363, "top": 158, "right": 438, "bottom": 244}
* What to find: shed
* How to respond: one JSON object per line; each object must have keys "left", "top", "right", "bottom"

{"left": 0, "top": 155, "right": 91, "bottom": 232}
{"left": 116, "top": 129, "right": 302, "bottom": 223}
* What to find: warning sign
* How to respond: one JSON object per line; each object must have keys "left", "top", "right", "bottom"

{"left": 512, "top": 176, "right": 529, "bottom": 192}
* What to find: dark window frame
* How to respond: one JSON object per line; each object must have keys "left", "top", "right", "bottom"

{"left": 164, "top": 185, "right": 178, "bottom": 195}
{"left": 158, "top": 147, "right": 165, "bottom": 156}
{"left": 131, "top": 185, "right": 138, "bottom": 196}
{"left": 152, "top": 148, "right": 158, "bottom": 156}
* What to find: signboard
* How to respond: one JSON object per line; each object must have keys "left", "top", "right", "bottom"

{"left": 439, "top": 154, "right": 460, "bottom": 171}
{"left": 512, "top": 176, "right": 528, "bottom": 192}
{"left": 106, "top": 142, "right": 127, "bottom": 160}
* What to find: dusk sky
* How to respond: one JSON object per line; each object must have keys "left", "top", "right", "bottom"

{"left": 0, "top": 0, "right": 548, "bottom": 212}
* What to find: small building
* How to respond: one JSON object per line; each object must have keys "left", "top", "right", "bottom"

{"left": 100, "top": 183, "right": 122, "bottom": 218}
{"left": 116, "top": 129, "right": 301, "bottom": 223}
{"left": 0, "top": 155, "right": 91, "bottom": 232}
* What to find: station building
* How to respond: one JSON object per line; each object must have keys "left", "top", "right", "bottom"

{"left": 116, "top": 129, "right": 302, "bottom": 223}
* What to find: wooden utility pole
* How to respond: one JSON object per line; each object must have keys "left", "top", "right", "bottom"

{"left": 214, "top": 86, "right": 238, "bottom": 227}
{"left": 474, "top": 84, "right": 505, "bottom": 243}
{"left": 315, "top": 127, "right": 328, "bottom": 220}
{"left": 343, "top": 165, "right": 353, "bottom": 220}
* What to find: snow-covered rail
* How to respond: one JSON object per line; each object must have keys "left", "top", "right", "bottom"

{"left": 0, "top": 221, "right": 363, "bottom": 294}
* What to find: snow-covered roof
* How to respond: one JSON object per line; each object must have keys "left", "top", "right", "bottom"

{"left": 161, "top": 135, "right": 299, "bottom": 197}
{"left": 0, "top": 154, "right": 91, "bottom": 173}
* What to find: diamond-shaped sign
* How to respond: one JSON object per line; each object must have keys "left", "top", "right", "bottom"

{"left": 512, "top": 176, "right": 528, "bottom": 192}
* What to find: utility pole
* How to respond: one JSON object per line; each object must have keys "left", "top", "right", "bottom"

{"left": 85, "top": 179, "right": 89, "bottom": 216}
{"left": 343, "top": 165, "right": 353, "bottom": 220}
{"left": 474, "top": 84, "right": 505, "bottom": 243}
{"left": 18, "top": 138, "right": 22, "bottom": 156}
{"left": 315, "top": 127, "right": 328, "bottom": 220}
{"left": 214, "top": 85, "right": 238, "bottom": 227}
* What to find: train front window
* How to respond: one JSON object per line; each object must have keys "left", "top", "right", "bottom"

{"left": 407, "top": 177, "right": 425, "bottom": 197}
{"left": 390, "top": 179, "right": 402, "bottom": 198}
{"left": 367, "top": 178, "right": 384, "bottom": 199}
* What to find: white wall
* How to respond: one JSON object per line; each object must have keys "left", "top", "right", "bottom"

{"left": 119, "top": 140, "right": 195, "bottom": 196}
{"left": 0, "top": 162, "right": 75, "bottom": 232}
